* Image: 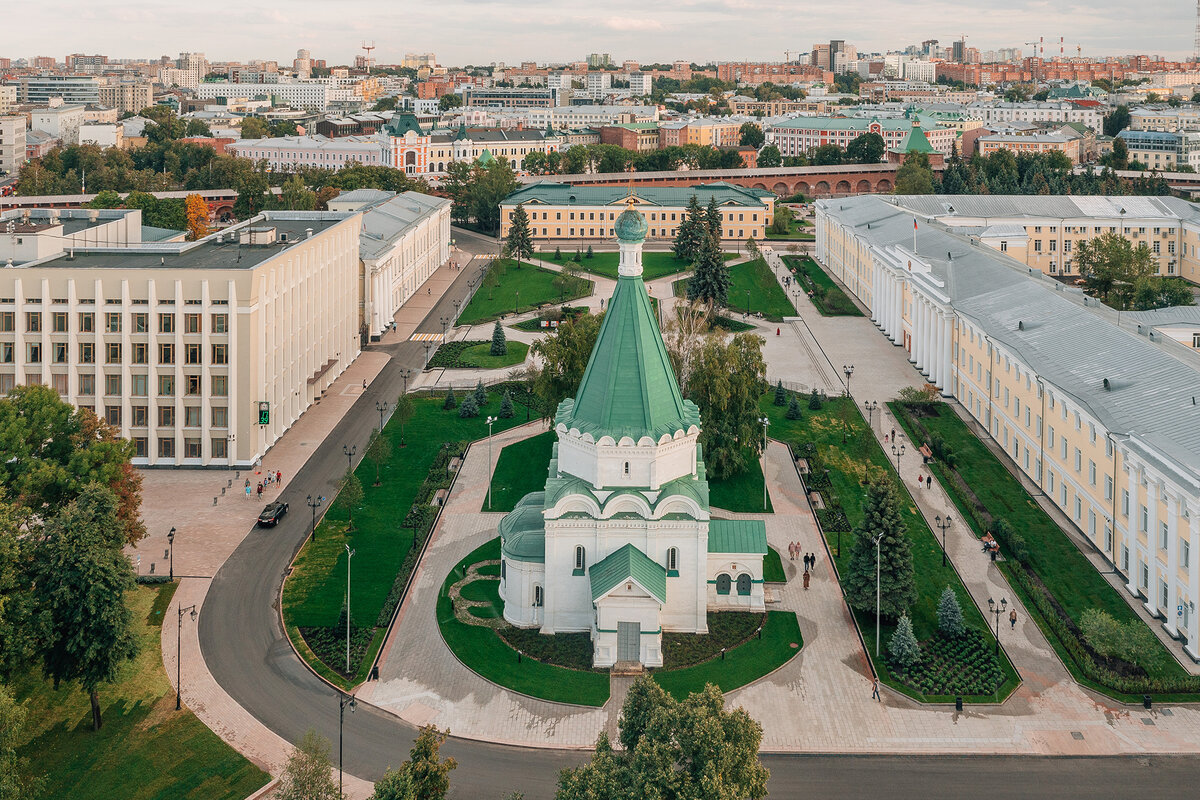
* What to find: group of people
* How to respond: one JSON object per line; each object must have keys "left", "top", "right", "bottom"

{"left": 980, "top": 531, "right": 1001, "bottom": 560}
{"left": 245, "top": 468, "right": 284, "bottom": 500}
{"left": 788, "top": 542, "right": 819, "bottom": 590}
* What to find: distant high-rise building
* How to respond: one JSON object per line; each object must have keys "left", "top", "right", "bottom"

{"left": 0, "top": 115, "right": 26, "bottom": 175}
{"left": 65, "top": 54, "right": 108, "bottom": 71}
{"left": 402, "top": 53, "right": 436, "bottom": 69}
{"left": 160, "top": 52, "right": 207, "bottom": 90}
{"left": 586, "top": 53, "right": 613, "bottom": 68}
{"left": 98, "top": 81, "right": 153, "bottom": 115}
{"left": 293, "top": 48, "right": 312, "bottom": 78}
{"left": 15, "top": 75, "right": 101, "bottom": 105}
{"left": 32, "top": 56, "right": 56, "bottom": 69}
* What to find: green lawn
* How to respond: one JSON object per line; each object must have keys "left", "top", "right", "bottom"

{"left": 566, "top": 251, "right": 693, "bottom": 280}
{"left": 764, "top": 221, "right": 816, "bottom": 241}
{"left": 282, "top": 394, "right": 531, "bottom": 684}
{"left": 727, "top": 258, "right": 796, "bottom": 321}
{"left": 763, "top": 395, "right": 1020, "bottom": 702}
{"left": 652, "top": 611, "right": 802, "bottom": 701}
{"left": 459, "top": 259, "right": 593, "bottom": 325}
{"left": 783, "top": 255, "right": 864, "bottom": 317}
{"left": 458, "top": 341, "right": 529, "bottom": 369}
{"left": 764, "top": 547, "right": 786, "bottom": 582}
{"left": 438, "top": 538, "right": 611, "bottom": 706}
{"left": 492, "top": 434, "right": 770, "bottom": 514}
{"left": 489, "top": 430, "right": 556, "bottom": 512}
{"left": 890, "top": 402, "right": 1188, "bottom": 689}
{"left": 13, "top": 584, "right": 269, "bottom": 800}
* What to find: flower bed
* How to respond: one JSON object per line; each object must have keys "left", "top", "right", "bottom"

{"left": 891, "top": 630, "right": 1006, "bottom": 697}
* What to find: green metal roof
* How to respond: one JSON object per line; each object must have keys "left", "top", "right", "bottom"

{"left": 477, "top": 149, "right": 495, "bottom": 165}
{"left": 892, "top": 123, "right": 939, "bottom": 155}
{"left": 589, "top": 543, "right": 667, "bottom": 604}
{"left": 386, "top": 113, "right": 425, "bottom": 137}
{"left": 503, "top": 181, "right": 773, "bottom": 209}
{"left": 615, "top": 206, "right": 648, "bottom": 243}
{"left": 707, "top": 519, "right": 768, "bottom": 554}
{"left": 556, "top": 272, "right": 701, "bottom": 442}
{"left": 499, "top": 492, "right": 546, "bottom": 563}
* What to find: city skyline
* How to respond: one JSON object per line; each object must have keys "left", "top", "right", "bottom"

{"left": 4, "top": 0, "right": 1197, "bottom": 65}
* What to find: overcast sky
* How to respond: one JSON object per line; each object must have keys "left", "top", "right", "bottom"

{"left": 5, "top": 0, "right": 1196, "bottom": 65}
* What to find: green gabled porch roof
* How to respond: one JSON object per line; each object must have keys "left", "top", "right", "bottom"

{"left": 557, "top": 274, "right": 700, "bottom": 442}
{"left": 589, "top": 543, "right": 667, "bottom": 604}
{"left": 707, "top": 519, "right": 768, "bottom": 554}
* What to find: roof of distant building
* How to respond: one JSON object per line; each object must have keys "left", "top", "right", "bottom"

{"left": 503, "top": 181, "right": 774, "bottom": 208}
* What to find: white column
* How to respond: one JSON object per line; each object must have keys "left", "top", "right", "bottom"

{"left": 1166, "top": 494, "right": 1179, "bottom": 637}
{"left": 1145, "top": 480, "right": 1161, "bottom": 617}
{"left": 922, "top": 301, "right": 932, "bottom": 374}
{"left": 1187, "top": 506, "right": 1199, "bottom": 661}
{"left": 1125, "top": 464, "right": 1138, "bottom": 595}
{"left": 930, "top": 310, "right": 943, "bottom": 386}
{"left": 916, "top": 299, "right": 926, "bottom": 369}
{"left": 942, "top": 311, "right": 953, "bottom": 394}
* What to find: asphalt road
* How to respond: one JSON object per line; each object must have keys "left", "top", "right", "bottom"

{"left": 198, "top": 227, "right": 1200, "bottom": 798}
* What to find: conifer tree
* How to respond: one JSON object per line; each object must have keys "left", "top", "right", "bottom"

{"left": 442, "top": 386, "right": 457, "bottom": 410}
{"left": 808, "top": 388, "right": 823, "bottom": 410}
{"left": 785, "top": 393, "right": 802, "bottom": 420}
{"left": 844, "top": 482, "right": 916, "bottom": 619}
{"left": 490, "top": 320, "right": 508, "bottom": 356}
{"left": 705, "top": 195, "right": 723, "bottom": 240}
{"left": 889, "top": 614, "right": 920, "bottom": 669}
{"left": 499, "top": 391, "right": 514, "bottom": 418}
{"left": 458, "top": 393, "right": 479, "bottom": 418}
{"left": 773, "top": 380, "right": 787, "bottom": 406}
{"left": 473, "top": 380, "right": 487, "bottom": 406}
{"left": 506, "top": 204, "right": 534, "bottom": 267}
{"left": 685, "top": 232, "right": 730, "bottom": 307}
{"left": 937, "top": 585, "right": 965, "bottom": 638}
{"left": 672, "top": 194, "right": 705, "bottom": 263}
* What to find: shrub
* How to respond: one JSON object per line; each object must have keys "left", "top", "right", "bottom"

{"left": 897, "top": 385, "right": 940, "bottom": 405}
{"left": 785, "top": 393, "right": 802, "bottom": 420}
{"left": 572, "top": 249, "right": 582, "bottom": 263}
{"left": 994, "top": 518, "right": 1029, "bottom": 564}
{"left": 458, "top": 393, "right": 479, "bottom": 418}
{"left": 442, "top": 387, "right": 457, "bottom": 410}
{"left": 927, "top": 431, "right": 957, "bottom": 468}
{"left": 585, "top": 245, "right": 594, "bottom": 259}
{"left": 889, "top": 614, "right": 920, "bottom": 669}
{"left": 937, "top": 586, "right": 965, "bottom": 637}
{"left": 554, "top": 247, "right": 562, "bottom": 261}
{"left": 808, "top": 388, "right": 823, "bottom": 410}
{"left": 1080, "top": 608, "right": 1158, "bottom": 664}
{"left": 774, "top": 380, "right": 787, "bottom": 406}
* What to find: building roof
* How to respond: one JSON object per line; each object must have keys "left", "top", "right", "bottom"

{"left": 357, "top": 191, "right": 450, "bottom": 260}
{"left": 589, "top": 543, "right": 667, "bottom": 604}
{"left": 499, "top": 492, "right": 547, "bottom": 563}
{"left": 769, "top": 116, "right": 940, "bottom": 133}
{"left": 556, "top": 251, "right": 700, "bottom": 442}
{"left": 503, "top": 181, "right": 773, "bottom": 209}
{"left": 892, "top": 123, "right": 939, "bottom": 154}
{"left": 707, "top": 519, "right": 769, "bottom": 554}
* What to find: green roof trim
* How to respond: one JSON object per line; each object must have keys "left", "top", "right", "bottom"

{"left": 708, "top": 519, "right": 768, "bottom": 555}
{"left": 477, "top": 148, "right": 495, "bottom": 165}
{"left": 557, "top": 273, "right": 700, "bottom": 441}
{"left": 589, "top": 543, "right": 667, "bottom": 604}
{"left": 386, "top": 113, "right": 425, "bottom": 137}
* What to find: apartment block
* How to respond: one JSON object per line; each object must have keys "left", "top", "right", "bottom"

{"left": 766, "top": 117, "right": 956, "bottom": 158}
{"left": 0, "top": 116, "right": 26, "bottom": 175}
{"left": 816, "top": 194, "right": 1200, "bottom": 659}
{"left": 98, "top": 82, "right": 153, "bottom": 115}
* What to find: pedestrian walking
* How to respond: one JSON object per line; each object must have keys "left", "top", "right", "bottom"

{"left": 1009, "top": 609, "right": 1017, "bottom": 629}
{"left": 803, "top": 570, "right": 810, "bottom": 590}
{"left": 804, "top": 553, "right": 811, "bottom": 570}
{"left": 245, "top": 484, "right": 251, "bottom": 499}
{"left": 872, "top": 678, "right": 881, "bottom": 701}
{"left": 925, "top": 477, "right": 931, "bottom": 489}
{"left": 276, "top": 470, "right": 282, "bottom": 485}
{"left": 256, "top": 482, "right": 263, "bottom": 499}
{"left": 917, "top": 474, "right": 923, "bottom": 487}
{"left": 890, "top": 427, "right": 896, "bottom": 442}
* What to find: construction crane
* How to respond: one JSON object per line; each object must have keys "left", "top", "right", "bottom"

{"left": 784, "top": 50, "right": 791, "bottom": 63}
{"left": 1024, "top": 41, "right": 1039, "bottom": 59}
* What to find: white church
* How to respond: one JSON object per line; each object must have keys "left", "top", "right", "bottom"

{"left": 499, "top": 196, "right": 767, "bottom": 669}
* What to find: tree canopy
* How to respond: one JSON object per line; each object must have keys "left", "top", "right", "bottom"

{"left": 530, "top": 312, "right": 604, "bottom": 415}
{"left": 1073, "top": 230, "right": 1158, "bottom": 308}
{"left": 843, "top": 482, "right": 916, "bottom": 619}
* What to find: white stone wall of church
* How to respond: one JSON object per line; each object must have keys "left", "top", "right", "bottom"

{"left": 499, "top": 557, "right": 544, "bottom": 628}
{"left": 556, "top": 430, "right": 698, "bottom": 490}
{"left": 594, "top": 593, "right": 664, "bottom": 667}
{"left": 706, "top": 554, "right": 766, "bottom": 612}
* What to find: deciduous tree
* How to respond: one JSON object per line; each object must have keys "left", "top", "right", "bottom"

{"left": 530, "top": 312, "right": 603, "bottom": 415}
{"left": 846, "top": 132, "right": 885, "bottom": 164}
{"left": 894, "top": 152, "right": 934, "bottom": 194}
{"left": 338, "top": 468, "right": 364, "bottom": 531}
{"left": 184, "top": 193, "right": 208, "bottom": 240}
{"left": 1074, "top": 230, "right": 1156, "bottom": 307}
{"left": 738, "top": 122, "right": 765, "bottom": 149}
{"left": 364, "top": 429, "right": 389, "bottom": 487}
{"left": 685, "top": 332, "right": 767, "bottom": 480}
{"left": 278, "top": 730, "right": 339, "bottom": 800}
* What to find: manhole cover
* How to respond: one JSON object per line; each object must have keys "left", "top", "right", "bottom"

{"left": 1142, "top": 718, "right": 1155, "bottom": 726}
{"left": 1070, "top": 731, "right": 1084, "bottom": 740}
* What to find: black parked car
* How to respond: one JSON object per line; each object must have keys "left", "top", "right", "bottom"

{"left": 258, "top": 501, "right": 289, "bottom": 527}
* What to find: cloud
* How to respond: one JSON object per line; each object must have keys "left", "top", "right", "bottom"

{"left": 604, "top": 17, "right": 665, "bottom": 31}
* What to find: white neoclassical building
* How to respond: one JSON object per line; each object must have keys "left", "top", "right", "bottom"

{"left": 499, "top": 199, "right": 766, "bottom": 669}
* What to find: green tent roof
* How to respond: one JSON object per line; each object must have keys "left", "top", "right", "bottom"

{"left": 892, "top": 123, "right": 938, "bottom": 155}
{"left": 477, "top": 148, "right": 495, "bottom": 165}
{"left": 708, "top": 519, "right": 768, "bottom": 554}
{"left": 499, "top": 492, "right": 546, "bottom": 562}
{"left": 589, "top": 543, "right": 667, "bottom": 604}
{"left": 556, "top": 268, "right": 700, "bottom": 442}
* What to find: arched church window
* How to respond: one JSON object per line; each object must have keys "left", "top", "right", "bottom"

{"left": 575, "top": 546, "right": 586, "bottom": 572}
{"left": 666, "top": 547, "right": 678, "bottom": 572}
{"left": 624, "top": 461, "right": 630, "bottom": 475}
{"left": 534, "top": 585, "right": 544, "bottom": 607}
{"left": 736, "top": 573, "right": 752, "bottom": 595}
{"left": 501, "top": 560, "right": 506, "bottom": 580}
{"left": 716, "top": 573, "right": 731, "bottom": 595}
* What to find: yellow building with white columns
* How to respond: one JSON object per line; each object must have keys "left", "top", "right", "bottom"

{"left": 816, "top": 195, "right": 1200, "bottom": 659}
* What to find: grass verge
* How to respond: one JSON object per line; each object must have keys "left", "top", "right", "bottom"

{"left": 727, "top": 257, "right": 796, "bottom": 321}
{"left": 429, "top": 340, "right": 529, "bottom": 369}
{"left": 13, "top": 584, "right": 269, "bottom": 800}
{"left": 460, "top": 259, "right": 593, "bottom": 325}
{"left": 764, "top": 547, "right": 786, "bottom": 582}
{"left": 783, "top": 255, "right": 863, "bottom": 317}
{"left": 764, "top": 394, "right": 1020, "bottom": 703}
{"left": 489, "top": 429, "right": 555, "bottom": 512}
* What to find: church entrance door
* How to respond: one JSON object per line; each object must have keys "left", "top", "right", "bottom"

{"left": 617, "top": 621, "right": 640, "bottom": 662}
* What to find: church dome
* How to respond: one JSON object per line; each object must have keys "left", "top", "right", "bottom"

{"left": 615, "top": 206, "right": 648, "bottom": 244}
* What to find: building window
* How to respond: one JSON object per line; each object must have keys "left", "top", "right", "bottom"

{"left": 0, "top": 343, "right": 12, "bottom": 363}
{"left": 736, "top": 573, "right": 752, "bottom": 595}
{"left": 132, "top": 343, "right": 148, "bottom": 364}
{"left": 51, "top": 311, "right": 68, "bottom": 332}
{"left": 212, "top": 406, "right": 228, "bottom": 428}
{"left": 184, "top": 438, "right": 202, "bottom": 458}
{"left": 105, "top": 312, "right": 121, "bottom": 333}
{"left": 104, "top": 374, "right": 121, "bottom": 396}
{"left": 716, "top": 573, "right": 731, "bottom": 595}
{"left": 132, "top": 313, "right": 148, "bottom": 333}
{"left": 79, "top": 342, "right": 95, "bottom": 364}
{"left": 158, "top": 374, "right": 175, "bottom": 397}
{"left": 158, "top": 437, "right": 175, "bottom": 458}
{"left": 0, "top": 312, "right": 12, "bottom": 332}
{"left": 52, "top": 342, "right": 68, "bottom": 364}
{"left": 185, "top": 343, "right": 202, "bottom": 365}
{"left": 184, "top": 313, "right": 201, "bottom": 333}
{"left": 1161, "top": 521, "right": 1169, "bottom": 551}
{"left": 133, "top": 437, "right": 148, "bottom": 458}
{"left": 159, "top": 313, "right": 174, "bottom": 333}
{"left": 78, "top": 373, "right": 95, "bottom": 396}
{"left": 666, "top": 547, "right": 678, "bottom": 575}
{"left": 78, "top": 312, "right": 94, "bottom": 333}
{"left": 212, "top": 375, "right": 228, "bottom": 396}
{"left": 184, "top": 406, "right": 201, "bottom": 428}
{"left": 132, "top": 405, "right": 148, "bottom": 427}
{"left": 25, "top": 313, "right": 41, "bottom": 333}
{"left": 533, "top": 585, "right": 544, "bottom": 607}
{"left": 1141, "top": 504, "right": 1149, "bottom": 532}
{"left": 211, "top": 344, "right": 228, "bottom": 365}
{"left": 212, "top": 313, "right": 228, "bottom": 333}
{"left": 131, "top": 374, "right": 148, "bottom": 396}
{"left": 573, "top": 545, "right": 586, "bottom": 575}
{"left": 26, "top": 342, "right": 42, "bottom": 363}
{"left": 158, "top": 405, "right": 175, "bottom": 427}
{"left": 105, "top": 405, "right": 121, "bottom": 426}
{"left": 159, "top": 343, "right": 174, "bottom": 364}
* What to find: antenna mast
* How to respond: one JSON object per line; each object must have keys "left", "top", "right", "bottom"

{"left": 361, "top": 40, "right": 376, "bottom": 75}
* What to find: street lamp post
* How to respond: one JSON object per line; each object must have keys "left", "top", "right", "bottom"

{"left": 873, "top": 532, "right": 884, "bottom": 656}
{"left": 344, "top": 543, "right": 356, "bottom": 673}
{"left": 400, "top": 368, "right": 412, "bottom": 397}
{"left": 306, "top": 495, "right": 323, "bottom": 542}
{"left": 486, "top": 416, "right": 497, "bottom": 510}
{"left": 176, "top": 603, "right": 197, "bottom": 710}
{"left": 758, "top": 416, "right": 770, "bottom": 510}
{"left": 375, "top": 400, "right": 388, "bottom": 432}
{"left": 987, "top": 597, "right": 1008, "bottom": 656}
{"left": 452, "top": 298, "right": 462, "bottom": 325}
{"left": 227, "top": 433, "right": 236, "bottom": 472}
{"left": 745, "top": 289, "right": 751, "bottom": 317}
{"left": 338, "top": 692, "right": 357, "bottom": 799}
{"left": 891, "top": 442, "right": 905, "bottom": 475}
{"left": 514, "top": 289, "right": 520, "bottom": 316}
{"left": 343, "top": 444, "right": 356, "bottom": 472}
{"left": 935, "top": 514, "right": 953, "bottom": 568}
{"left": 843, "top": 363, "right": 854, "bottom": 397}
{"left": 167, "top": 526, "right": 176, "bottom": 581}
{"left": 440, "top": 315, "right": 450, "bottom": 344}
{"left": 424, "top": 342, "right": 432, "bottom": 369}
{"left": 863, "top": 400, "right": 879, "bottom": 430}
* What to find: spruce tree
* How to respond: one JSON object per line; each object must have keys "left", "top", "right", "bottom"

{"left": 585, "top": 245, "right": 594, "bottom": 259}
{"left": 554, "top": 246, "right": 562, "bottom": 261}
{"left": 937, "top": 585, "right": 965, "bottom": 638}
{"left": 458, "top": 393, "right": 479, "bottom": 418}
{"left": 673, "top": 195, "right": 705, "bottom": 263}
{"left": 442, "top": 387, "right": 457, "bottom": 410}
{"left": 843, "top": 482, "right": 917, "bottom": 619}
{"left": 685, "top": 232, "right": 730, "bottom": 307}
{"left": 490, "top": 320, "right": 507, "bottom": 356}
{"left": 473, "top": 379, "right": 487, "bottom": 406}
{"left": 888, "top": 614, "right": 920, "bottom": 669}
{"left": 808, "top": 388, "right": 823, "bottom": 410}
{"left": 705, "top": 195, "right": 723, "bottom": 240}
{"left": 774, "top": 380, "right": 787, "bottom": 406}
{"left": 505, "top": 205, "right": 533, "bottom": 267}
{"left": 785, "top": 393, "right": 802, "bottom": 420}
{"left": 499, "top": 391, "right": 514, "bottom": 418}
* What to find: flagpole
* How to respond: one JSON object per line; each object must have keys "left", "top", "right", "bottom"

{"left": 913, "top": 218, "right": 917, "bottom": 253}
